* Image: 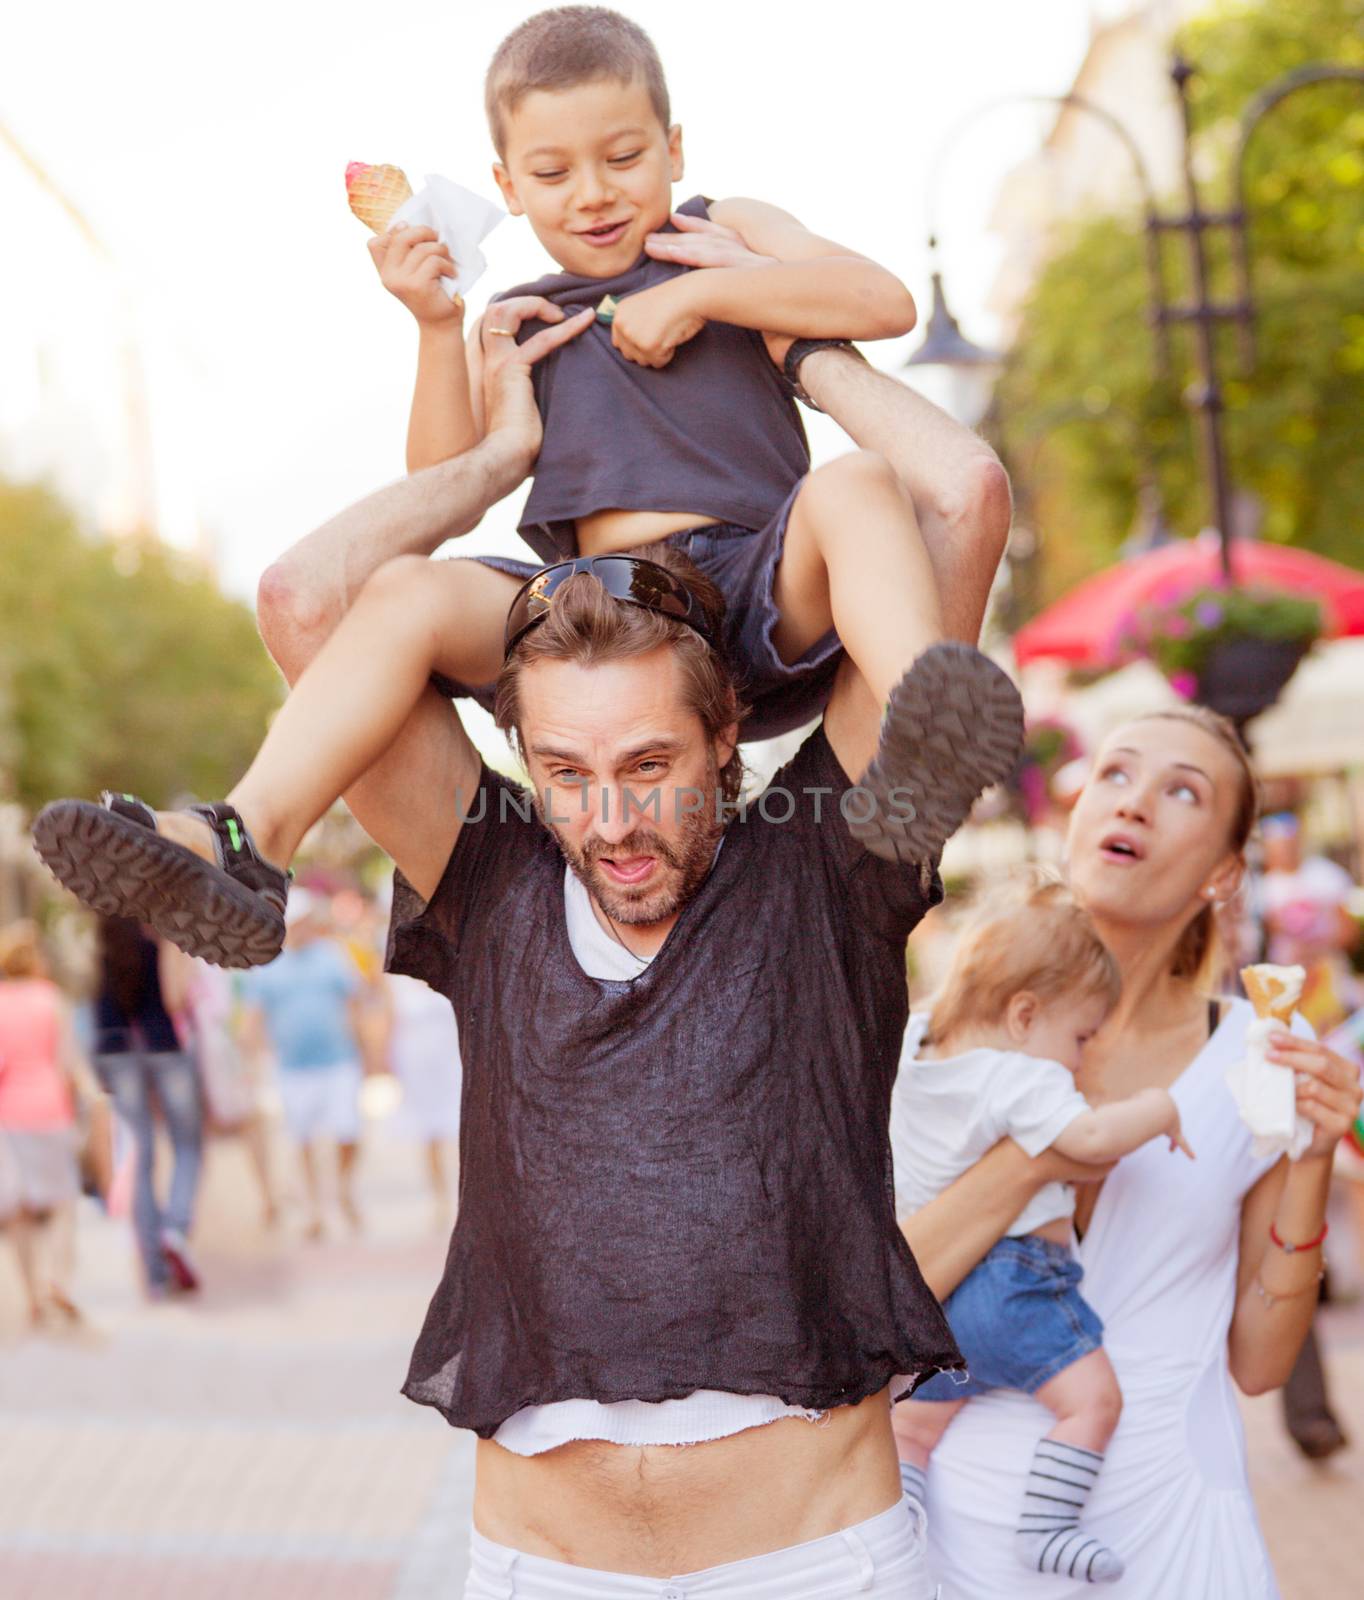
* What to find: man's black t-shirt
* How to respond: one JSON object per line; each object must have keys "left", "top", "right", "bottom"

{"left": 387, "top": 724, "right": 962, "bottom": 1438}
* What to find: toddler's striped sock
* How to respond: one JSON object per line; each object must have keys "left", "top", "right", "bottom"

{"left": 1015, "top": 1439, "right": 1123, "bottom": 1584}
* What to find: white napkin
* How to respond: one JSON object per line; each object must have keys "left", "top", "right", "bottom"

{"left": 1226, "top": 1016, "right": 1314, "bottom": 1161}
{"left": 391, "top": 175, "right": 504, "bottom": 300}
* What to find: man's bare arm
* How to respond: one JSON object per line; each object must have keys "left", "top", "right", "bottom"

{"left": 637, "top": 221, "right": 1008, "bottom": 635}
{"left": 797, "top": 348, "right": 1011, "bottom": 646}
{"left": 252, "top": 305, "right": 592, "bottom": 897}
{"left": 256, "top": 303, "right": 592, "bottom": 680}
{"left": 256, "top": 436, "right": 530, "bottom": 679}
{"left": 802, "top": 349, "right": 1013, "bottom": 778}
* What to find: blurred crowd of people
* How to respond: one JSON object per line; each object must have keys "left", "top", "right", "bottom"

{"left": 0, "top": 884, "right": 463, "bottom": 1328}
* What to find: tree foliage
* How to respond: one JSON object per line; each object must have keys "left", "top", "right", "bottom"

{"left": 997, "top": 0, "right": 1364, "bottom": 612}
{"left": 0, "top": 478, "right": 282, "bottom": 811}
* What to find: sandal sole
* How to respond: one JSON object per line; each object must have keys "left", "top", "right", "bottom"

{"left": 847, "top": 643, "right": 1024, "bottom": 865}
{"left": 32, "top": 801, "right": 284, "bottom": 968}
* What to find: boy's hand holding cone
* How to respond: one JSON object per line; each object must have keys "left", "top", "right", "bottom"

{"left": 348, "top": 161, "right": 464, "bottom": 325}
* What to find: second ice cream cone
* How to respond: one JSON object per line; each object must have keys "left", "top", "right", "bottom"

{"left": 1241, "top": 963, "right": 1304, "bottom": 1024}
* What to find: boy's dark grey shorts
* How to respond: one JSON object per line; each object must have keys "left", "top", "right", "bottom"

{"left": 433, "top": 479, "right": 845, "bottom": 744}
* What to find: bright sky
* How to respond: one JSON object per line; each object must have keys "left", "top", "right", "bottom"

{"left": 1, "top": 0, "right": 1102, "bottom": 598}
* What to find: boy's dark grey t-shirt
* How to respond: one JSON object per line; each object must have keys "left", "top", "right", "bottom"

{"left": 386, "top": 725, "right": 963, "bottom": 1439}
{"left": 494, "top": 194, "right": 811, "bottom": 559}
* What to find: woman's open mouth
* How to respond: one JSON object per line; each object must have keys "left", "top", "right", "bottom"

{"left": 1098, "top": 831, "right": 1146, "bottom": 865}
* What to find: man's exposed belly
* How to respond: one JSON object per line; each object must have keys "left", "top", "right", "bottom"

{"left": 471, "top": 1385, "right": 901, "bottom": 1576}
{"left": 576, "top": 507, "right": 721, "bottom": 556}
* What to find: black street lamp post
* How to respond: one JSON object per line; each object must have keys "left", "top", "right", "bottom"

{"left": 908, "top": 58, "right": 1364, "bottom": 587}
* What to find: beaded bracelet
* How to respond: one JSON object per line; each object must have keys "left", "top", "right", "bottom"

{"left": 1270, "top": 1221, "right": 1329, "bottom": 1253}
{"left": 1253, "top": 1271, "right": 1325, "bottom": 1311}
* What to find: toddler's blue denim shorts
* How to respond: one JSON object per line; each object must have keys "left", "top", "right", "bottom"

{"left": 913, "top": 1234, "right": 1104, "bottom": 1402}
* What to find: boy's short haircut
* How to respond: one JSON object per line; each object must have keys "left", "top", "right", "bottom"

{"left": 928, "top": 868, "right": 1122, "bottom": 1045}
{"left": 485, "top": 6, "right": 671, "bottom": 157}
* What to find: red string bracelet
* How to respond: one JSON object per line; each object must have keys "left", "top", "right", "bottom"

{"left": 1270, "top": 1221, "right": 1329, "bottom": 1253}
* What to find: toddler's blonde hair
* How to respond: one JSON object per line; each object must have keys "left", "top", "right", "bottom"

{"left": 928, "top": 869, "right": 1122, "bottom": 1046}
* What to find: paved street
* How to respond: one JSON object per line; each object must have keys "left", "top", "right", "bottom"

{"left": 1, "top": 1107, "right": 1360, "bottom": 1599}
{"left": 0, "top": 1105, "right": 474, "bottom": 1600}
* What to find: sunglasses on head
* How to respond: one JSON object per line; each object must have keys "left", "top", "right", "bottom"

{"left": 503, "top": 556, "right": 718, "bottom": 656}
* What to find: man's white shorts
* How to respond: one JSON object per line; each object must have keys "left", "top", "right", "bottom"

{"left": 463, "top": 1498, "right": 936, "bottom": 1598}
{"left": 276, "top": 1061, "right": 362, "bottom": 1145}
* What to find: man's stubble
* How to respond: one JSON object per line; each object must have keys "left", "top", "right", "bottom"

{"left": 539, "top": 751, "right": 724, "bottom": 927}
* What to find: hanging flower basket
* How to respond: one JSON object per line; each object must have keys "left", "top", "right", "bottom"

{"left": 1007, "top": 718, "right": 1082, "bottom": 826}
{"left": 1193, "top": 634, "right": 1312, "bottom": 723}
{"left": 1117, "top": 585, "right": 1321, "bottom": 724}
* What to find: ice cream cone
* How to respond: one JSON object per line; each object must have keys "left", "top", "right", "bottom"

{"left": 1241, "top": 963, "right": 1305, "bottom": 1023}
{"left": 346, "top": 162, "right": 414, "bottom": 233}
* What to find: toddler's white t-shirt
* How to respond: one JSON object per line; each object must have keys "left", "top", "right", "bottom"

{"left": 890, "top": 1013, "right": 1091, "bottom": 1236}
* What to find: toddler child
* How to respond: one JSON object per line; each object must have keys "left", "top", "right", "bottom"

{"left": 31, "top": 6, "right": 1021, "bottom": 963}
{"left": 889, "top": 873, "right": 1193, "bottom": 1585}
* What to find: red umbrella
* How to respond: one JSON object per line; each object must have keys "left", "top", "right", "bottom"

{"left": 1014, "top": 534, "right": 1364, "bottom": 667}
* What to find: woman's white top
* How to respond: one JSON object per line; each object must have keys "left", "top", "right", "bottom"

{"left": 891, "top": 1015, "right": 1092, "bottom": 1235}
{"left": 492, "top": 863, "right": 832, "bottom": 1456}
{"left": 924, "top": 999, "right": 1305, "bottom": 1598}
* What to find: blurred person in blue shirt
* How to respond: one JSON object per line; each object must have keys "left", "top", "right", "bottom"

{"left": 242, "top": 891, "right": 367, "bottom": 1239}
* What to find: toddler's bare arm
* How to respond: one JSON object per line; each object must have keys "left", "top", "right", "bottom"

{"left": 1051, "top": 1088, "right": 1190, "bottom": 1165}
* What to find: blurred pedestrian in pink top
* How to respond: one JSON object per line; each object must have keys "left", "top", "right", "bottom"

{"left": 0, "top": 920, "right": 90, "bottom": 1329}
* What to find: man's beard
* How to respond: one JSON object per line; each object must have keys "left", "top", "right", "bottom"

{"left": 541, "top": 756, "right": 724, "bottom": 926}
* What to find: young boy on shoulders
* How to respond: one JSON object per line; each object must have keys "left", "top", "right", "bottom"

{"left": 32, "top": 6, "right": 1022, "bottom": 966}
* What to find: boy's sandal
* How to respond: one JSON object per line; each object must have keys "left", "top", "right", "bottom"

{"left": 846, "top": 641, "right": 1025, "bottom": 875}
{"left": 32, "top": 793, "right": 289, "bottom": 969}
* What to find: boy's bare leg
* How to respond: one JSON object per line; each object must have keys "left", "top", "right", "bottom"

{"left": 774, "top": 352, "right": 1022, "bottom": 865}
{"left": 783, "top": 347, "right": 1011, "bottom": 646}
{"left": 788, "top": 445, "right": 1023, "bottom": 864}
{"left": 155, "top": 559, "right": 518, "bottom": 870}
{"left": 773, "top": 450, "right": 945, "bottom": 706}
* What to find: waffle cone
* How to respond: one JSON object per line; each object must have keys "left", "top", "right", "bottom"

{"left": 346, "top": 163, "right": 414, "bottom": 232}
{"left": 1240, "top": 963, "right": 1303, "bottom": 1023}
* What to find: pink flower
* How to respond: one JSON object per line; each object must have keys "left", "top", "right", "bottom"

{"left": 1169, "top": 670, "right": 1198, "bottom": 700}
{"left": 1162, "top": 613, "right": 1191, "bottom": 638}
